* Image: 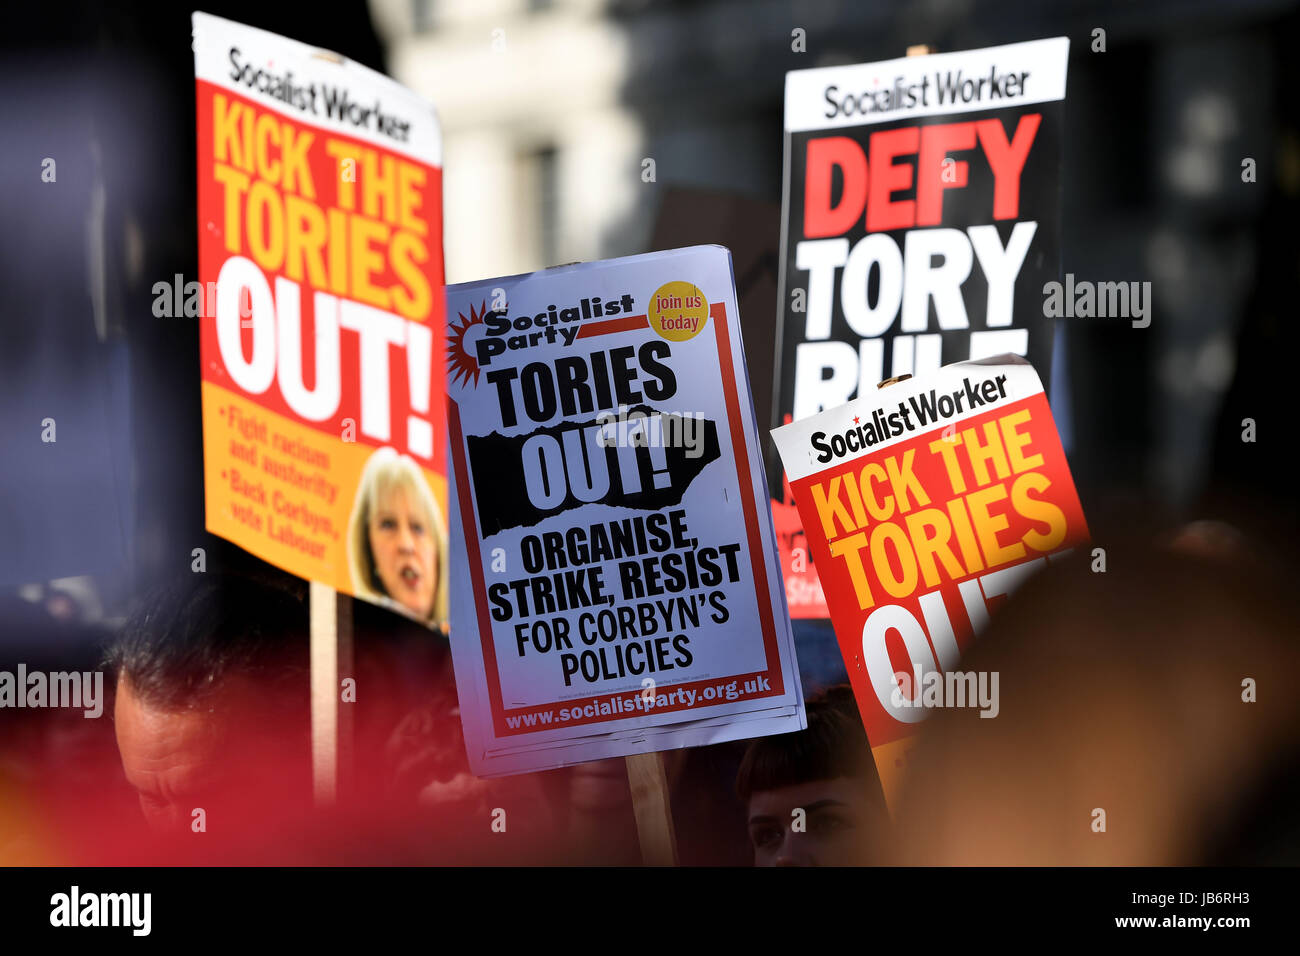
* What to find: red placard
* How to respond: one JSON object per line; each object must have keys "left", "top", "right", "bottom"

{"left": 773, "top": 358, "right": 1087, "bottom": 803}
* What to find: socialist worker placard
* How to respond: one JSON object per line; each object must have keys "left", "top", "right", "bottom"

{"left": 193, "top": 13, "right": 449, "bottom": 628}
{"left": 772, "top": 38, "right": 1070, "bottom": 618}
{"left": 772, "top": 356, "right": 1088, "bottom": 804}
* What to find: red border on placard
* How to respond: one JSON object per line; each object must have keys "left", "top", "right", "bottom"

{"left": 576, "top": 315, "right": 649, "bottom": 338}
{"left": 449, "top": 302, "right": 784, "bottom": 738}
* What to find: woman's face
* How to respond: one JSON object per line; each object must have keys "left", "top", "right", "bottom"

{"left": 368, "top": 482, "right": 437, "bottom": 619}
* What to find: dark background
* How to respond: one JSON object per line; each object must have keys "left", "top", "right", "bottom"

{"left": 1, "top": 0, "right": 1296, "bottom": 692}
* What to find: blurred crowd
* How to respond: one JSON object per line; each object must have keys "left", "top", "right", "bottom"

{"left": 2, "top": 514, "right": 1297, "bottom": 866}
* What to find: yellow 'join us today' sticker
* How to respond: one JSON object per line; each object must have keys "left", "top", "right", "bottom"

{"left": 648, "top": 281, "right": 708, "bottom": 341}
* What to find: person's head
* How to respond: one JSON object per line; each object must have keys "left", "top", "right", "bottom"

{"left": 347, "top": 447, "right": 448, "bottom": 624}
{"left": 894, "top": 539, "right": 1300, "bottom": 865}
{"left": 736, "top": 685, "right": 888, "bottom": 866}
{"left": 104, "top": 574, "right": 310, "bottom": 833}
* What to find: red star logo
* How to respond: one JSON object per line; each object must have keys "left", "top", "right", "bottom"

{"left": 447, "top": 302, "right": 489, "bottom": 388}
{"left": 853, "top": 416, "right": 860, "bottom": 425}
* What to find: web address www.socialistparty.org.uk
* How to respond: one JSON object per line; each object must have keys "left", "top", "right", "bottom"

{"left": 505, "top": 675, "right": 773, "bottom": 729}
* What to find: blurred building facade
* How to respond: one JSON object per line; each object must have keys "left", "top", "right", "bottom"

{"left": 373, "top": 0, "right": 648, "bottom": 281}
{"left": 373, "top": 0, "right": 1300, "bottom": 526}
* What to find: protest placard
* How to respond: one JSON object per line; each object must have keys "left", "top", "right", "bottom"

{"left": 192, "top": 13, "right": 447, "bottom": 630}
{"left": 771, "top": 355, "right": 1088, "bottom": 805}
{"left": 445, "top": 246, "right": 805, "bottom": 776}
{"left": 771, "top": 38, "right": 1070, "bottom": 617}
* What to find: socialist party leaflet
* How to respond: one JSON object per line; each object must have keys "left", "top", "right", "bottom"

{"left": 772, "top": 38, "right": 1070, "bottom": 618}
{"left": 445, "top": 247, "right": 805, "bottom": 776}
{"left": 193, "top": 14, "right": 449, "bottom": 628}
{"left": 771, "top": 355, "right": 1088, "bottom": 805}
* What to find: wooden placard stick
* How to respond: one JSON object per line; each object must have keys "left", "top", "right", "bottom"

{"left": 560, "top": 246, "right": 680, "bottom": 867}
{"left": 625, "top": 750, "right": 679, "bottom": 866}
{"left": 336, "top": 591, "right": 355, "bottom": 800}
{"left": 309, "top": 582, "right": 354, "bottom": 806}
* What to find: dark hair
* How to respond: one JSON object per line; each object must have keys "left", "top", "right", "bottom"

{"left": 104, "top": 573, "right": 309, "bottom": 712}
{"left": 735, "top": 684, "right": 880, "bottom": 803}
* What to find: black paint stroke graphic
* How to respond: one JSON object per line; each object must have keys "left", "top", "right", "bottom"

{"left": 467, "top": 405, "right": 721, "bottom": 534}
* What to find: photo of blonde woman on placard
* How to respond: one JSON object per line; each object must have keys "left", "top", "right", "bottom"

{"left": 347, "top": 447, "right": 449, "bottom": 627}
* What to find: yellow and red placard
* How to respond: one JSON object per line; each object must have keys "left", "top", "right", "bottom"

{"left": 771, "top": 356, "right": 1087, "bottom": 804}
{"left": 193, "top": 13, "right": 448, "bottom": 626}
